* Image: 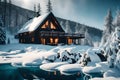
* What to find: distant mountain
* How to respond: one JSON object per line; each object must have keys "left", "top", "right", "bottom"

{"left": 0, "top": 2, "right": 35, "bottom": 34}
{"left": 57, "top": 17, "right": 102, "bottom": 42}
{"left": 0, "top": 2, "right": 102, "bottom": 42}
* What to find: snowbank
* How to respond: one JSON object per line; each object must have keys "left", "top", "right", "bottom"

{"left": 91, "top": 77, "right": 120, "bottom": 80}
{"left": 57, "top": 64, "right": 82, "bottom": 75}
{"left": 0, "top": 44, "right": 91, "bottom": 67}
{"left": 40, "top": 62, "right": 68, "bottom": 72}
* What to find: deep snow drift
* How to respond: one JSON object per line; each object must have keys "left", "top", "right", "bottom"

{"left": 0, "top": 43, "right": 90, "bottom": 66}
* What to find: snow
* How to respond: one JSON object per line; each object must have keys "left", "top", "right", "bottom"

{"left": 0, "top": 43, "right": 91, "bottom": 67}
{"left": 57, "top": 64, "right": 82, "bottom": 75}
{"left": 18, "top": 13, "right": 50, "bottom": 33}
{"left": 40, "top": 62, "right": 68, "bottom": 72}
{"left": 84, "top": 48, "right": 101, "bottom": 63}
{"left": 83, "top": 66, "right": 101, "bottom": 73}
{"left": 1, "top": 25, "right": 120, "bottom": 80}
{"left": 91, "top": 77, "right": 120, "bottom": 80}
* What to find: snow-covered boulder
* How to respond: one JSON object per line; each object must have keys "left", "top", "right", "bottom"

{"left": 40, "top": 62, "right": 68, "bottom": 72}
{"left": 57, "top": 64, "right": 82, "bottom": 75}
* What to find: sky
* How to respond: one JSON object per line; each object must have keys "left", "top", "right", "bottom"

{"left": 10, "top": 0, "right": 120, "bottom": 30}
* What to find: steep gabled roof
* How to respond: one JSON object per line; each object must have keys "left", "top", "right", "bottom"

{"left": 18, "top": 13, "right": 50, "bottom": 34}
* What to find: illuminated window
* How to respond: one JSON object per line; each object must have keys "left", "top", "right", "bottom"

{"left": 41, "top": 21, "right": 49, "bottom": 29}
{"left": 68, "top": 38, "right": 72, "bottom": 44}
{"left": 41, "top": 38, "right": 46, "bottom": 44}
{"left": 45, "top": 21, "right": 49, "bottom": 26}
{"left": 55, "top": 38, "right": 58, "bottom": 44}
{"left": 50, "top": 38, "right": 53, "bottom": 44}
{"left": 50, "top": 22, "right": 56, "bottom": 29}
{"left": 41, "top": 24, "right": 46, "bottom": 28}
{"left": 31, "top": 37, "right": 34, "bottom": 42}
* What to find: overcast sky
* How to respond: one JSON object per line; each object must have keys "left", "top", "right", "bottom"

{"left": 9, "top": 0, "right": 120, "bottom": 30}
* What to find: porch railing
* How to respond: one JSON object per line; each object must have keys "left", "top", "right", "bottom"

{"left": 40, "top": 31, "right": 84, "bottom": 38}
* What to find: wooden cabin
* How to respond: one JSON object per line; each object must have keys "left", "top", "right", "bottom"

{"left": 17, "top": 12, "right": 84, "bottom": 45}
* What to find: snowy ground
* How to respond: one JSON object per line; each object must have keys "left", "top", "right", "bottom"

{"left": 0, "top": 35, "right": 120, "bottom": 80}
{"left": 0, "top": 43, "right": 90, "bottom": 64}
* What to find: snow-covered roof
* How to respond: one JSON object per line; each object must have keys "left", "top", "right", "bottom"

{"left": 18, "top": 13, "right": 50, "bottom": 34}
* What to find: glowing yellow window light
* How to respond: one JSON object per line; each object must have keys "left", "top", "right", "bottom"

{"left": 41, "top": 38, "right": 46, "bottom": 44}
{"left": 51, "top": 22, "right": 56, "bottom": 29}
{"left": 68, "top": 38, "right": 72, "bottom": 44}
{"left": 50, "top": 38, "right": 53, "bottom": 44}
{"left": 55, "top": 38, "right": 58, "bottom": 44}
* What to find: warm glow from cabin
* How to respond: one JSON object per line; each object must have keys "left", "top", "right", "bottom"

{"left": 50, "top": 38, "right": 53, "bottom": 44}
{"left": 41, "top": 21, "right": 49, "bottom": 29}
{"left": 55, "top": 38, "right": 58, "bottom": 44}
{"left": 68, "top": 38, "right": 72, "bottom": 44}
{"left": 41, "top": 24, "right": 46, "bottom": 28}
{"left": 31, "top": 37, "right": 34, "bottom": 42}
{"left": 46, "top": 21, "right": 49, "bottom": 26}
{"left": 41, "top": 38, "right": 46, "bottom": 44}
{"left": 51, "top": 22, "right": 56, "bottom": 29}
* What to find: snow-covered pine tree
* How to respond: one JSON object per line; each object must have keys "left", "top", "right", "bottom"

{"left": 46, "top": 0, "right": 52, "bottom": 13}
{"left": 83, "top": 29, "right": 93, "bottom": 46}
{"left": 65, "top": 20, "right": 72, "bottom": 33}
{"left": 8, "top": 0, "right": 11, "bottom": 31}
{"left": 0, "top": 15, "right": 6, "bottom": 44}
{"left": 103, "top": 28, "right": 120, "bottom": 68}
{"left": 114, "top": 9, "right": 120, "bottom": 28}
{"left": 3, "top": 0, "right": 7, "bottom": 28}
{"left": 75, "top": 23, "right": 80, "bottom": 44}
{"left": 100, "top": 9, "right": 114, "bottom": 47}
{"left": 37, "top": 3, "right": 41, "bottom": 16}
{"left": 34, "top": 4, "right": 37, "bottom": 17}
{"left": 78, "top": 25, "right": 86, "bottom": 45}
{"left": 79, "top": 25, "right": 86, "bottom": 34}
{"left": 105, "top": 9, "right": 114, "bottom": 34}
{"left": 75, "top": 23, "right": 80, "bottom": 33}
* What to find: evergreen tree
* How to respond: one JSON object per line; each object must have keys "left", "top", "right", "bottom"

{"left": 83, "top": 29, "right": 93, "bottom": 46}
{"left": 34, "top": 4, "right": 37, "bottom": 17}
{"left": 79, "top": 25, "right": 86, "bottom": 34}
{"left": 8, "top": 0, "right": 11, "bottom": 31}
{"left": 100, "top": 9, "right": 114, "bottom": 47}
{"left": 3, "top": 0, "right": 7, "bottom": 28}
{"left": 114, "top": 9, "right": 120, "bottom": 27}
{"left": 0, "top": 0, "right": 2, "bottom": 14}
{"left": 65, "top": 20, "right": 72, "bottom": 33}
{"left": 37, "top": 3, "right": 41, "bottom": 16}
{"left": 0, "top": 15, "right": 6, "bottom": 44}
{"left": 78, "top": 25, "right": 86, "bottom": 44}
{"left": 75, "top": 23, "right": 79, "bottom": 33}
{"left": 105, "top": 9, "right": 114, "bottom": 34}
{"left": 46, "top": 0, "right": 52, "bottom": 13}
